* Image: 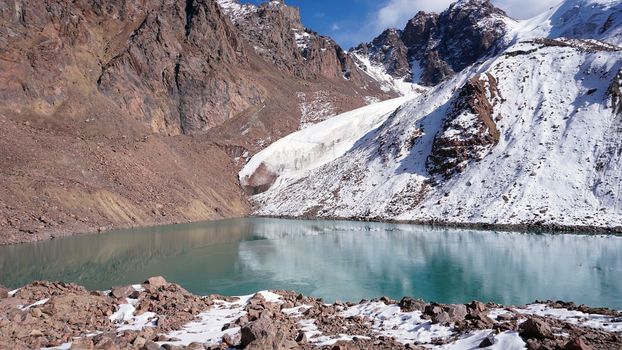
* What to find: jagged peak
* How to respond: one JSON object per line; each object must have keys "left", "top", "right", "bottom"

{"left": 444, "top": 0, "right": 509, "bottom": 18}
{"left": 373, "top": 28, "right": 403, "bottom": 43}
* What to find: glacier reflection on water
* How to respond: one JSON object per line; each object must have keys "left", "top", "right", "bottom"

{"left": 0, "top": 218, "right": 620, "bottom": 308}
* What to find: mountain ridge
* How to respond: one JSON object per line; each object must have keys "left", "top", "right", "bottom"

{"left": 240, "top": 0, "right": 622, "bottom": 230}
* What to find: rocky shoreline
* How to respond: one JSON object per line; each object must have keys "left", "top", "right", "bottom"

{"left": 4, "top": 214, "right": 621, "bottom": 248}
{"left": 259, "top": 215, "right": 622, "bottom": 236}
{"left": 1, "top": 278, "right": 621, "bottom": 349}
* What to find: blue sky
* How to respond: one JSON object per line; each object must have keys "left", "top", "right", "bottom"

{"left": 242, "top": 0, "right": 562, "bottom": 49}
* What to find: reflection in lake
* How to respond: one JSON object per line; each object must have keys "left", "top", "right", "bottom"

{"left": 0, "top": 218, "right": 620, "bottom": 308}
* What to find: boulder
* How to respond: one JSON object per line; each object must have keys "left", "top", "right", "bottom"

{"left": 431, "top": 311, "right": 451, "bottom": 325}
{"left": 93, "top": 336, "right": 117, "bottom": 350}
{"left": 564, "top": 338, "right": 592, "bottom": 350}
{"left": 141, "top": 341, "right": 161, "bottom": 350}
{"left": 424, "top": 304, "right": 443, "bottom": 317}
{"left": 132, "top": 336, "right": 147, "bottom": 348}
{"left": 241, "top": 314, "right": 290, "bottom": 349}
{"left": 241, "top": 315, "right": 276, "bottom": 347}
{"left": 144, "top": 277, "right": 168, "bottom": 288}
{"left": 446, "top": 304, "right": 468, "bottom": 322}
{"left": 399, "top": 297, "right": 426, "bottom": 312}
{"left": 0, "top": 286, "right": 9, "bottom": 299}
{"left": 162, "top": 345, "right": 183, "bottom": 350}
{"left": 222, "top": 333, "right": 238, "bottom": 347}
{"left": 478, "top": 333, "right": 496, "bottom": 347}
{"left": 519, "top": 318, "right": 553, "bottom": 340}
{"left": 110, "top": 286, "right": 134, "bottom": 299}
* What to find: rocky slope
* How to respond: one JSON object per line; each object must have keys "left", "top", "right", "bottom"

{"left": 0, "top": 0, "right": 397, "bottom": 244}
{"left": 241, "top": 0, "right": 622, "bottom": 230}
{"left": 1, "top": 277, "right": 621, "bottom": 349}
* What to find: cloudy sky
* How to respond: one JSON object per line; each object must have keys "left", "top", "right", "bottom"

{"left": 243, "top": 0, "right": 562, "bottom": 48}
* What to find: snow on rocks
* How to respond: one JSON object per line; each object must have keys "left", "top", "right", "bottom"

{"left": 242, "top": 0, "right": 622, "bottom": 230}
{"left": 1, "top": 279, "right": 622, "bottom": 349}
{"left": 239, "top": 95, "right": 414, "bottom": 195}
{"left": 511, "top": 0, "right": 622, "bottom": 46}
{"left": 351, "top": 52, "right": 424, "bottom": 96}
{"left": 516, "top": 303, "right": 622, "bottom": 333}
{"left": 157, "top": 297, "right": 248, "bottom": 347}
{"left": 216, "top": 0, "right": 257, "bottom": 23}
{"left": 340, "top": 301, "right": 454, "bottom": 344}
{"left": 297, "top": 91, "right": 337, "bottom": 129}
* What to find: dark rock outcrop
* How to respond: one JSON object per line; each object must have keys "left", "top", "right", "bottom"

{"left": 427, "top": 73, "right": 501, "bottom": 177}
{"left": 609, "top": 68, "right": 622, "bottom": 116}
{"left": 352, "top": 28, "right": 412, "bottom": 80}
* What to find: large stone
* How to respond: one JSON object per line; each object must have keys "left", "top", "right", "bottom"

{"left": 0, "top": 286, "right": 9, "bottom": 299}
{"left": 446, "top": 304, "right": 468, "bottom": 322}
{"left": 93, "top": 336, "right": 117, "bottom": 350}
{"left": 564, "top": 338, "right": 592, "bottom": 350}
{"left": 519, "top": 318, "right": 554, "bottom": 340}
{"left": 240, "top": 316, "right": 276, "bottom": 347}
{"left": 240, "top": 314, "right": 291, "bottom": 349}
{"left": 144, "top": 277, "right": 168, "bottom": 288}
{"left": 431, "top": 311, "right": 451, "bottom": 325}
{"left": 399, "top": 297, "right": 426, "bottom": 312}
{"left": 478, "top": 333, "right": 496, "bottom": 347}
{"left": 110, "top": 286, "right": 134, "bottom": 299}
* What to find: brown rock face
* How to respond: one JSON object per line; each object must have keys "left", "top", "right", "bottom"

{"left": 0, "top": 0, "right": 395, "bottom": 244}
{"left": 427, "top": 73, "right": 501, "bottom": 177}
{"left": 97, "top": 0, "right": 263, "bottom": 134}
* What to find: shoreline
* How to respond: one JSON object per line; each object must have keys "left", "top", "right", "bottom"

{"left": 1, "top": 277, "right": 621, "bottom": 349}
{"left": 258, "top": 214, "right": 622, "bottom": 235}
{"left": 2, "top": 214, "right": 622, "bottom": 247}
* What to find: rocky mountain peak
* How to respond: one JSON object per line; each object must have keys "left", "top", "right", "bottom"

{"left": 448, "top": 0, "right": 504, "bottom": 13}
{"left": 351, "top": 28, "right": 411, "bottom": 80}
{"left": 353, "top": 0, "right": 511, "bottom": 86}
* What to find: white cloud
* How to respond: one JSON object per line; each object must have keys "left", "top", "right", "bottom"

{"left": 374, "top": 0, "right": 454, "bottom": 32}
{"left": 331, "top": 23, "right": 341, "bottom": 31}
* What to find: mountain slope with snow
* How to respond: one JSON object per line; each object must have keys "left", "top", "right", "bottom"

{"left": 240, "top": 0, "right": 622, "bottom": 230}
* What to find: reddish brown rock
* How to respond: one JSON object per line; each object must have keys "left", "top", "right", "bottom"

{"left": 110, "top": 285, "right": 134, "bottom": 299}
{"left": 399, "top": 297, "right": 426, "bottom": 312}
{"left": 519, "top": 318, "right": 554, "bottom": 340}
{"left": 144, "top": 276, "right": 168, "bottom": 288}
{"left": 0, "top": 286, "right": 9, "bottom": 299}
{"left": 427, "top": 73, "right": 501, "bottom": 178}
{"left": 565, "top": 337, "right": 593, "bottom": 350}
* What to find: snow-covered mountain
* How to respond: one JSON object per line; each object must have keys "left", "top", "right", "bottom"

{"left": 240, "top": 0, "right": 622, "bottom": 230}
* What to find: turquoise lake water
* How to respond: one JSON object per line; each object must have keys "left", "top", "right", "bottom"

{"left": 0, "top": 218, "right": 621, "bottom": 308}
